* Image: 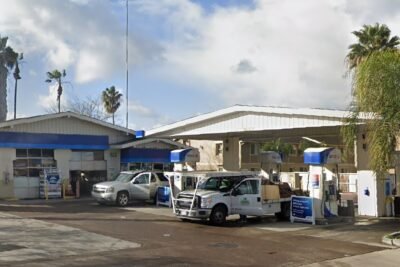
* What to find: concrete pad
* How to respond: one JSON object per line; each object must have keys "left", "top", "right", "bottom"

{"left": 0, "top": 212, "right": 140, "bottom": 263}
{"left": 122, "top": 206, "right": 176, "bottom": 217}
{"left": 255, "top": 222, "right": 312, "bottom": 232}
{"left": 302, "top": 248, "right": 400, "bottom": 267}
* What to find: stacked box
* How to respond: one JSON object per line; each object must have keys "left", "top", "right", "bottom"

{"left": 262, "top": 185, "right": 280, "bottom": 200}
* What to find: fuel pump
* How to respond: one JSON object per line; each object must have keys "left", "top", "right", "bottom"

{"left": 260, "top": 151, "right": 282, "bottom": 182}
{"left": 164, "top": 172, "right": 197, "bottom": 194}
{"left": 303, "top": 147, "right": 341, "bottom": 219}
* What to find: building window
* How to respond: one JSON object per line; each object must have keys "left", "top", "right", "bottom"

{"left": 71, "top": 151, "right": 104, "bottom": 161}
{"left": 215, "top": 143, "right": 223, "bottom": 156}
{"left": 14, "top": 149, "right": 56, "bottom": 177}
{"left": 250, "top": 144, "right": 259, "bottom": 155}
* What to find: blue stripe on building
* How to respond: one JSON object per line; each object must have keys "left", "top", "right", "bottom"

{"left": 0, "top": 132, "right": 109, "bottom": 150}
{"left": 121, "top": 148, "right": 171, "bottom": 163}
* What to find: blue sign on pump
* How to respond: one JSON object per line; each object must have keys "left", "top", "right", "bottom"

{"left": 290, "top": 196, "right": 315, "bottom": 225}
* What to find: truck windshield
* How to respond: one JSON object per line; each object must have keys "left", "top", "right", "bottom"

{"left": 198, "top": 177, "right": 236, "bottom": 191}
{"left": 114, "top": 172, "right": 138, "bottom": 182}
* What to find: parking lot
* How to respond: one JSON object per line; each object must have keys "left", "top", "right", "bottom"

{"left": 0, "top": 198, "right": 399, "bottom": 267}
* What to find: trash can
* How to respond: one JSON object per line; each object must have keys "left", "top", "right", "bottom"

{"left": 156, "top": 186, "right": 171, "bottom": 207}
{"left": 394, "top": 196, "right": 400, "bottom": 217}
{"left": 338, "top": 200, "right": 355, "bottom": 217}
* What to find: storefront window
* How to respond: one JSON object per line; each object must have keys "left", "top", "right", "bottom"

{"left": 28, "top": 149, "right": 41, "bottom": 157}
{"left": 13, "top": 149, "right": 56, "bottom": 178}
{"left": 16, "top": 149, "right": 28, "bottom": 158}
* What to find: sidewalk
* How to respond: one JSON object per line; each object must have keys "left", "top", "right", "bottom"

{"left": 303, "top": 248, "right": 400, "bottom": 267}
{"left": 0, "top": 196, "right": 93, "bottom": 205}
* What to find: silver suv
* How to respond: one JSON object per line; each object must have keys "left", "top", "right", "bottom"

{"left": 91, "top": 171, "right": 169, "bottom": 206}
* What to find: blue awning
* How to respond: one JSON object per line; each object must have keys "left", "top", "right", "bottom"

{"left": 303, "top": 147, "right": 341, "bottom": 165}
{"left": 121, "top": 148, "right": 171, "bottom": 163}
{"left": 170, "top": 148, "right": 200, "bottom": 163}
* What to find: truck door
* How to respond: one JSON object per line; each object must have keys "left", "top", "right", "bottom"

{"left": 231, "top": 178, "right": 263, "bottom": 216}
{"left": 130, "top": 173, "right": 151, "bottom": 200}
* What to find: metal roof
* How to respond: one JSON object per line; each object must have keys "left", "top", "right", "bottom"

{"left": 0, "top": 112, "right": 135, "bottom": 135}
{"left": 147, "top": 105, "right": 358, "bottom": 138}
{"left": 111, "top": 138, "right": 190, "bottom": 149}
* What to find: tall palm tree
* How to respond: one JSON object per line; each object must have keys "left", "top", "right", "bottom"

{"left": 0, "top": 36, "right": 18, "bottom": 122}
{"left": 45, "top": 69, "right": 66, "bottom": 113}
{"left": 13, "top": 53, "right": 23, "bottom": 119}
{"left": 346, "top": 23, "right": 400, "bottom": 70}
{"left": 102, "top": 86, "right": 123, "bottom": 125}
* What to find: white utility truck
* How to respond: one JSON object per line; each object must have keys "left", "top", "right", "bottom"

{"left": 173, "top": 174, "right": 292, "bottom": 225}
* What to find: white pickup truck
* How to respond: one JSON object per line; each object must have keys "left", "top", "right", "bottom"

{"left": 174, "top": 175, "right": 291, "bottom": 225}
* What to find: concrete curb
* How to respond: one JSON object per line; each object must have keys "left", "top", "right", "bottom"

{"left": 382, "top": 231, "right": 400, "bottom": 247}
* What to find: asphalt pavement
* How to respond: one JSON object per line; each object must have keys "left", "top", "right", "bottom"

{"left": 0, "top": 197, "right": 399, "bottom": 267}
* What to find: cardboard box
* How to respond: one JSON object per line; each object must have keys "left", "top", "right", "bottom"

{"left": 262, "top": 185, "right": 280, "bottom": 200}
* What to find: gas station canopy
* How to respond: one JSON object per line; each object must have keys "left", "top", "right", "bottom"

{"left": 304, "top": 147, "right": 341, "bottom": 165}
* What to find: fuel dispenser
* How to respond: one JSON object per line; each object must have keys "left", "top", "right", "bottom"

{"left": 303, "top": 147, "right": 341, "bottom": 219}
{"left": 164, "top": 171, "right": 197, "bottom": 194}
{"left": 260, "top": 151, "right": 282, "bottom": 182}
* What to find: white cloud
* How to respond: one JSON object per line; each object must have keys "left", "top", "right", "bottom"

{"left": 38, "top": 84, "right": 69, "bottom": 112}
{"left": 128, "top": 101, "right": 156, "bottom": 117}
{"left": 134, "top": 0, "right": 400, "bottom": 110}
{"left": 127, "top": 101, "right": 172, "bottom": 130}
{"left": 0, "top": 0, "right": 162, "bottom": 84}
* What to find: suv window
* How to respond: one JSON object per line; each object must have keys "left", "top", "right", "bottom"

{"left": 156, "top": 173, "right": 169, "bottom": 182}
{"left": 134, "top": 173, "right": 150, "bottom": 184}
{"left": 114, "top": 173, "right": 135, "bottom": 182}
{"left": 151, "top": 173, "right": 156, "bottom": 183}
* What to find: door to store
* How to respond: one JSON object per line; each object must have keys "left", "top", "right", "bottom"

{"left": 69, "top": 171, "right": 107, "bottom": 196}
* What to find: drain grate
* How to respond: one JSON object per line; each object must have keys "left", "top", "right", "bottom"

{"left": 208, "top": 242, "right": 238, "bottom": 249}
{"left": 0, "top": 244, "right": 25, "bottom": 253}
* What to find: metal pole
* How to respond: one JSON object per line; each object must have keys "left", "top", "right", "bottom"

{"left": 125, "top": 0, "right": 129, "bottom": 129}
{"left": 13, "top": 78, "right": 17, "bottom": 119}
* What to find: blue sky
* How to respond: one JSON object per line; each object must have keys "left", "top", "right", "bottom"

{"left": 1, "top": 0, "right": 400, "bottom": 130}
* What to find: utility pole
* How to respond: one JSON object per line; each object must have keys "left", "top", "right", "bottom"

{"left": 125, "top": 0, "right": 129, "bottom": 129}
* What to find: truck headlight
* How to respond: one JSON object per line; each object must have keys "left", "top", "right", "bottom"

{"left": 201, "top": 197, "right": 213, "bottom": 208}
{"left": 106, "top": 187, "right": 115, "bottom": 193}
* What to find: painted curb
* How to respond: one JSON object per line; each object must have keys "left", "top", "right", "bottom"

{"left": 382, "top": 231, "right": 400, "bottom": 247}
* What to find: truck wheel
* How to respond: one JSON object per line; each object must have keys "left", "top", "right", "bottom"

{"left": 116, "top": 192, "right": 129, "bottom": 207}
{"left": 276, "top": 202, "right": 290, "bottom": 221}
{"left": 210, "top": 205, "right": 227, "bottom": 226}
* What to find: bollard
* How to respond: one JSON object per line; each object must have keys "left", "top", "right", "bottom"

{"left": 45, "top": 181, "right": 48, "bottom": 200}
{"left": 63, "top": 181, "right": 66, "bottom": 200}
{"left": 76, "top": 180, "right": 80, "bottom": 198}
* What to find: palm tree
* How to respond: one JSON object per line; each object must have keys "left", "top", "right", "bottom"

{"left": 102, "top": 86, "right": 123, "bottom": 125}
{"left": 45, "top": 69, "right": 66, "bottom": 113}
{"left": 346, "top": 23, "right": 400, "bottom": 70}
{"left": 0, "top": 36, "right": 18, "bottom": 122}
{"left": 342, "top": 50, "right": 400, "bottom": 178}
{"left": 13, "top": 53, "right": 23, "bottom": 119}
{"left": 261, "top": 139, "right": 293, "bottom": 161}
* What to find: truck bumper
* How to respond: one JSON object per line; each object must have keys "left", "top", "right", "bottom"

{"left": 91, "top": 191, "right": 116, "bottom": 204}
{"left": 174, "top": 208, "right": 212, "bottom": 220}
